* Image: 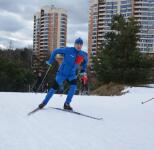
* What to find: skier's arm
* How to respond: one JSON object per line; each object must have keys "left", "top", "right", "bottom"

{"left": 81, "top": 53, "right": 88, "bottom": 73}
{"left": 48, "top": 48, "right": 67, "bottom": 65}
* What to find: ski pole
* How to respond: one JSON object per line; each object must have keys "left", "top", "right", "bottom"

{"left": 36, "top": 66, "right": 51, "bottom": 93}
{"left": 59, "top": 85, "right": 69, "bottom": 97}
{"left": 59, "top": 73, "right": 81, "bottom": 97}
{"left": 141, "top": 98, "right": 154, "bottom": 104}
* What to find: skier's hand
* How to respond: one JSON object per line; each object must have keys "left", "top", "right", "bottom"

{"left": 80, "top": 70, "right": 87, "bottom": 77}
{"left": 80, "top": 72, "right": 88, "bottom": 82}
{"left": 80, "top": 72, "right": 84, "bottom": 77}
{"left": 46, "top": 61, "right": 52, "bottom": 67}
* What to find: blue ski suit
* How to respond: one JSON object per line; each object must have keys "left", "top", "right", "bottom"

{"left": 42, "top": 47, "right": 88, "bottom": 105}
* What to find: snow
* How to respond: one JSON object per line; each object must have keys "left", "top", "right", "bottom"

{"left": 0, "top": 86, "right": 154, "bottom": 150}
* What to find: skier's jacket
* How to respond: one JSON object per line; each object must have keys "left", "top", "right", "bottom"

{"left": 48, "top": 47, "right": 88, "bottom": 78}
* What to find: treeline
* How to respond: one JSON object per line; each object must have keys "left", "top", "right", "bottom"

{"left": 92, "top": 15, "right": 154, "bottom": 85}
{"left": 0, "top": 48, "right": 35, "bottom": 92}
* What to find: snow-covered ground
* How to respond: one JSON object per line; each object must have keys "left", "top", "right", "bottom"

{"left": 0, "top": 86, "right": 154, "bottom": 150}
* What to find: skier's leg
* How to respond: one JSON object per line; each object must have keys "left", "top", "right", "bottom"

{"left": 64, "top": 79, "right": 77, "bottom": 110}
{"left": 39, "top": 75, "right": 65, "bottom": 108}
{"left": 39, "top": 81, "right": 58, "bottom": 108}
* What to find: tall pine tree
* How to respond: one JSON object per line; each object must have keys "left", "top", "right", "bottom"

{"left": 92, "top": 14, "right": 152, "bottom": 84}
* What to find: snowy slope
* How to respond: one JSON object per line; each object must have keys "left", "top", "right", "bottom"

{"left": 0, "top": 87, "right": 154, "bottom": 150}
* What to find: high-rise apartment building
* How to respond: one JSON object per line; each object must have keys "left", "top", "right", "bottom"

{"left": 33, "top": 5, "right": 67, "bottom": 73}
{"left": 97, "top": 0, "right": 105, "bottom": 50}
{"left": 88, "top": 0, "right": 98, "bottom": 65}
{"left": 133, "top": 0, "right": 154, "bottom": 53}
{"left": 88, "top": 0, "right": 154, "bottom": 64}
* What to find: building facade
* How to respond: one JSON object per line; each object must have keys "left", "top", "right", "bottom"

{"left": 88, "top": 0, "right": 154, "bottom": 65}
{"left": 133, "top": 0, "right": 154, "bottom": 53}
{"left": 33, "top": 5, "right": 67, "bottom": 73}
{"left": 88, "top": 0, "right": 99, "bottom": 66}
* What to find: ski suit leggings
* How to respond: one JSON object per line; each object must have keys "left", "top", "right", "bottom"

{"left": 42, "top": 74, "right": 77, "bottom": 105}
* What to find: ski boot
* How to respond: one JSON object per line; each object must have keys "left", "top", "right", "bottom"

{"left": 38, "top": 103, "right": 46, "bottom": 109}
{"left": 63, "top": 103, "right": 73, "bottom": 111}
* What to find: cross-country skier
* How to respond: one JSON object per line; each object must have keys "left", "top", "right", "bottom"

{"left": 80, "top": 72, "right": 88, "bottom": 95}
{"left": 38, "top": 38, "right": 88, "bottom": 110}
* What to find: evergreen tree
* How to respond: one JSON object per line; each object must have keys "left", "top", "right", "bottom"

{"left": 92, "top": 14, "right": 152, "bottom": 84}
{"left": 0, "top": 49, "right": 34, "bottom": 92}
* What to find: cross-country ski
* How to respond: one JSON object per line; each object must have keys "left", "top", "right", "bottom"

{"left": 28, "top": 107, "right": 41, "bottom": 116}
{"left": 28, "top": 106, "right": 103, "bottom": 120}
{"left": 45, "top": 107, "right": 103, "bottom": 120}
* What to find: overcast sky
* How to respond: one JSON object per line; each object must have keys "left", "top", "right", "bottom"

{"left": 0, "top": 0, "right": 89, "bottom": 50}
